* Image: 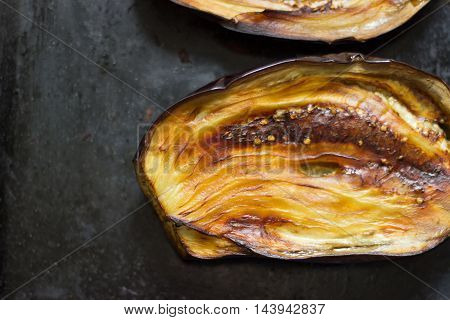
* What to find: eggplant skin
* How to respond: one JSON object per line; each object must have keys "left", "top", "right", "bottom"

{"left": 135, "top": 53, "right": 450, "bottom": 260}
{"left": 169, "top": 0, "right": 430, "bottom": 42}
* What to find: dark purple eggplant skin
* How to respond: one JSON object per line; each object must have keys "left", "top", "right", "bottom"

{"left": 134, "top": 53, "right": 449, "bottom": 262}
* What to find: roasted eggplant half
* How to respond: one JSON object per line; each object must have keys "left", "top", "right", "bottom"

{"left": 169, "top": 0, "right": 430, "bottom": 42}
{"left": 135, "top": 53, "right": 450, "bottom": 260}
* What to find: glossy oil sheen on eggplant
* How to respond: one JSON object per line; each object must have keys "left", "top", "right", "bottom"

{"left": 169, "top": 0, "right": 430, "bottom": 42}
{"left": 135, "top": 53, "right": 450, "bottom": 260}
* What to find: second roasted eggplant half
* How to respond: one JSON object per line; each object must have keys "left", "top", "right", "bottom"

{"left": 170, "top": 0, "right": 430, "bottom": 42}
{"left": 135, "top": 54, "right": 450, "bottom": 260}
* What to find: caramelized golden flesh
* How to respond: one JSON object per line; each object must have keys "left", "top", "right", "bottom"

{"left": 175, "top": 225, "right": 248, "bottom": 258}
{"left": 170, "top": 0, "right": 429, "bottom": 42}
{"left": 135, "top": 54, "right": 450, "bottom": 260}
{"left": 138, "top": 171, "right": 246, "bottom": 258}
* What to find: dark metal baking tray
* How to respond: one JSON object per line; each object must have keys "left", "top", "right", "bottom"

{"left": 1, "top": 0, "right": 449, "bottom": 299}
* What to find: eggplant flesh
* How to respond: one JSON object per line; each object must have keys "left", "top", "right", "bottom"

{"left": 170, "top": 0, "right": 430, "bottom": 42}
{"left": 135, "top": 53, "right": 450, "bottom": 260}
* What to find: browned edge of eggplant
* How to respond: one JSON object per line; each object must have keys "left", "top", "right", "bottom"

{"left": 168, "top": 0, "right": 430, "bottom": 43}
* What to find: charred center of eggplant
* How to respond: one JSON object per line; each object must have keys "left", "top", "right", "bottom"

{"left": 277, "top": 0, "right": 344, "bottom": 11}
{"left": 217, "top": 104, "right": 450, "bottom": 194}
{"left": 220, "top": 104, "right": 432, "bottom": 167}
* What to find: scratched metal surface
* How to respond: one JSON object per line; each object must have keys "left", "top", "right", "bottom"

{"left": 0, "top": 0, "right": 449, "bottom": 299}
